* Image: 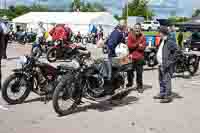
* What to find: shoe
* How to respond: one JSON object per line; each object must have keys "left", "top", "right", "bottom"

{"left": 153, "top": 94, "right": 164, "bottom": 99}
{"left": 136, "top": 86, "right": 144, "bottom": 93}
{"left": 160, "top": 96, "right": 173, "bottom": 103}
{"left": 126, "top": 83, "right": 133, "bottom": 88}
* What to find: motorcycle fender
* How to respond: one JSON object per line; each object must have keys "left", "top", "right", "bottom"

{"left": 13, "top": 70, "right": 32, "bottom": 80}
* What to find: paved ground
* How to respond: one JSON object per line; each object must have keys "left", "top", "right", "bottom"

{"left": 1, "top": 43, "right": 200, "bottom": 133}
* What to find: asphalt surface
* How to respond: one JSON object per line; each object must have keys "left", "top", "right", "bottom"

{"left": 1, "top": 42, "right": 200, "bottom": 133}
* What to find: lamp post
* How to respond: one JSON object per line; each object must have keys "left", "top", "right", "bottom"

{"left": 4, "top": 0, "right": 6, "bottom": 9}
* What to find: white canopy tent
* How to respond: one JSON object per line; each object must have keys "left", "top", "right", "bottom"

{"left": 12, "top": 12, "right": 119, "bottom": 35}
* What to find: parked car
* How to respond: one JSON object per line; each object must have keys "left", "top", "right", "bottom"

{"left": 141, "top": 21, "right": 160, "bottom": 31}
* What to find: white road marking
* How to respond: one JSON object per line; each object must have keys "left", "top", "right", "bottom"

{"left": 0, "top": 105, "right": 9, "bottom": 111}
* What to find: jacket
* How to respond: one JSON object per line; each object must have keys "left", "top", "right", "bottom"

{"left": 49, "top": 25, "right": 68, "bottom": 41}
{"left": 107, "top": 29, "right": 124, "bottom": 57}
{"left": 0, "top": 31, "right": 4, "bottom": 58}
{"left": 128, "top": 33, "right": 146, "bottom": 61}
{"left": 159, "top": 37, "right": 178, "bottom": 73}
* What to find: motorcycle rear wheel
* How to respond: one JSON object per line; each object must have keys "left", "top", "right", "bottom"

{"left": 53, "top": 74, "right": 81, "bottom": 116}
{"left": 47, "top": 48, "right": 57, "bottom": 62}
{"left": 2, "top": 74, "right": 31, "bottom": 104}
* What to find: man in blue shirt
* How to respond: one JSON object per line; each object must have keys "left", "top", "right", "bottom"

{"left": 106, "top": 21, "right": 126, "bottom": 79}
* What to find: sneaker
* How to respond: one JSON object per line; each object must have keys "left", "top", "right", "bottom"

{"left": 153, "top": 94, "right": 164, "bottom": 99}
{"left": 160, "top": 96, "right": 173, "bottom": 103}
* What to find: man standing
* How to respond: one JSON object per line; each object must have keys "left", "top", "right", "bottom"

{"left": 105, "top": 21, "right": 126, "bottom": 95}
{"left": 127, "top": 23, "right": 146, "bottom": 93}
{"left": 154, "top": 26, "right": 177, "bottom": 103}
{"left": 0, "top": 16, "right": 9, "bottom": 59}
{"left": 177, "top": 30, "right": 183, "bottom": 49}
{"left": 0, "top": 21, "right": 4, "bottom": 90}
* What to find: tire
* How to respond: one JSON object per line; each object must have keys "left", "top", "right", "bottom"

{"left": 102, "top": 46, "right": 109, "bottom": 54}
{"left": 47, "top": 48, "right": 57, "bottom": 62}
{"left": 2, "top": 74, "right": 31, "bottom": 104}
{"left": 31, "top": 47, "right": 42, "bottom": 59}
{"left": 82, "top": 37, "right": 88, "bottom": 45}
{"left": 148, "top": 27, "right": 152, "bottom": 31}
{"left": 188, "top": 56, "right": 199, "bottom": 76}
{"left": 53, "top": 74, "right": 81, "bottom": 116}
{"left": 147, "top": 52, "right": 157, "bottom": 67}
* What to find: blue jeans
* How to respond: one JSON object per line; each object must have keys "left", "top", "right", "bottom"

{"left": 159, "top": 66, "right": 173, "bottom": 96}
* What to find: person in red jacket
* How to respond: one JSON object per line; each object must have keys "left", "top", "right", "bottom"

{"left": 49, "top": 24, "right": 72, "bottom": 42}
{"left": 127, "top": 23, "right": 146, "bottom": 93}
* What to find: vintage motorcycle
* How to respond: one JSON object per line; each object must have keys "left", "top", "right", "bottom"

{"left": 1, "top": 56, "right": 70, "bottom": 104}
{"left": 52, "top": 54, "right": 133, "bottom": 116}
{"left": 46, "top": 40, "right": 87, "bottom": 62}
{"left": 174, "top": 50, "right": 199, "bottom": 76}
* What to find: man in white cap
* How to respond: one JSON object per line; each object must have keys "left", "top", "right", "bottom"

{"left": 105, "top": 19, "right": 126, "bottom": 95}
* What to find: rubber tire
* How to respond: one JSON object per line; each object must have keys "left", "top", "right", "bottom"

{"left": 47, "top": 48, "right": 57, "bottom": 62}
{"left": 53, "top": 74, "right": 81, "bottom": 116}
{"left": 148, "top": 27, "right": 152, "bottom": 31}
{"left": 147, "top": 52, "right": 157, "bottom": 67}
{"left": 2, "top": 74, "right": 31, "bottom": 105}
{"left": 188, "top": 56, "right": 199, "bottom": 76}
{"left": 31, "top": 47, "right": 42, "bottom": 59}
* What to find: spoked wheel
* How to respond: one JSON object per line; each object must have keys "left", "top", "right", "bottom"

{"left": 188, "top": 56, "right": 199, "bottom": 76}
{"left": 31, "top": 47, "right": 42, "bottom": 58}
{"left": 2, "top": 74, "right": 31, "bottom": 104}
{"left": 53, "top": 74, "right": 81, "bottom": 116}
{"left": 47, "top": 48, "right": 57, "bottom": 62}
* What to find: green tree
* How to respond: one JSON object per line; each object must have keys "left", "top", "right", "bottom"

{"left": 122, "top": 0, "right": 154, "bottom": 20}
{"left": 192, "top": 9, "right": 200, "bottom": 17}
{"left": 70, "top": 0, "right": 106, "bottom": 12}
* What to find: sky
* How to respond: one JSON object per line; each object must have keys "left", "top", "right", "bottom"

{"left": 0, "top": 0, "right": 200, "bottom": 18}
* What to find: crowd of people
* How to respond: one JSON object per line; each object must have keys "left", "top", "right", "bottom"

{"left": 0, "top": 17, "right": 182, "bottom": 103}
{"left": 106, "top": 21, "right": 178, "bottom": 103}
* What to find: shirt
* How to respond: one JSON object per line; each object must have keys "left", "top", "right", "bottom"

{"left": 157, "top": 36, "right": 167, "bottom": 65}
{"left": 0, "top": 22, "right": 8, "bottom": 34}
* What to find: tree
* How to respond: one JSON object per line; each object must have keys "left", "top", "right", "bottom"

{"left": 192, "top": 9, "right": 200, "bottom": 17}
{"left": 70, "top": 0, "right": 106, "bottom": 12}
{"left": 122, "top": 0, "right": 154, "bottom": 20}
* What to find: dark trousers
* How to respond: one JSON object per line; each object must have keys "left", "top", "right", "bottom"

{"left": 0, "top": 58, "right": 1, "bottom": 90}
{"left": 127, "top": 62, "right": 143, "bottom": 87}
{"left": 3, "top": 34, "right": 8, "bottom": 58}
{"left": 159, "top": 66, "right": 173, "bottom": 97}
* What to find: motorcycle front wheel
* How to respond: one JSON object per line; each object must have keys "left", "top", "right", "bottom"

{"left": 53, "top": 74, "right": 81, "bottom": 116}
{"left": 47, "top": 48, "right": 57, "bottom": 62}
{"left": 2, "top": 74, "right": 31, "bottom": 104}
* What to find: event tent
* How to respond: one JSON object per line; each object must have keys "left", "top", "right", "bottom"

{"left": 12, "top": 12, "right": 119, "bottom": 35}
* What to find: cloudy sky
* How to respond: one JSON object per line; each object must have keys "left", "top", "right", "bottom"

{"left": 0, "top": 0, "right": 200, "bottom": 18}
